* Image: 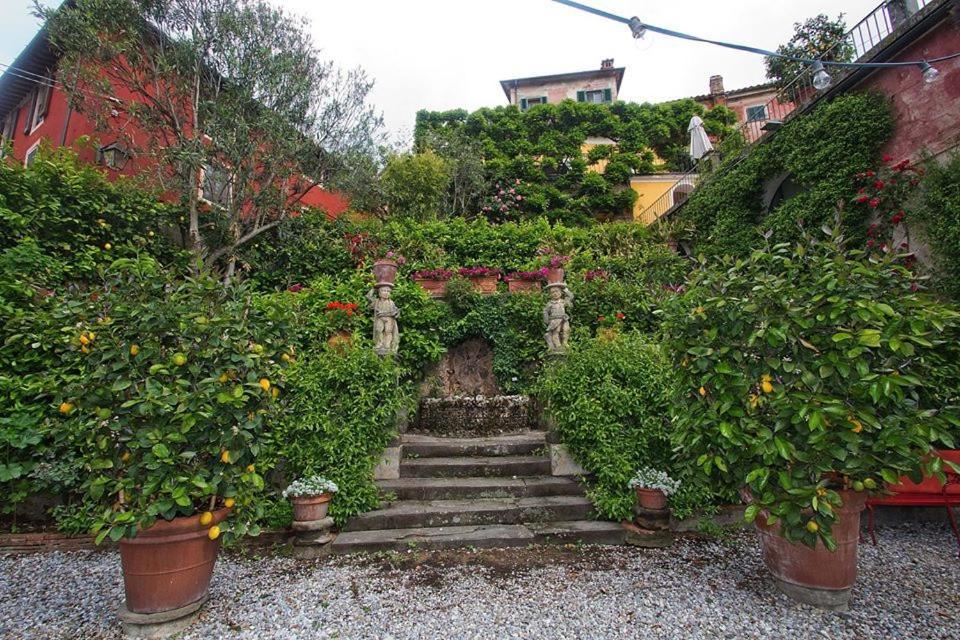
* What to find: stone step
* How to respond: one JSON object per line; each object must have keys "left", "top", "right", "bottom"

{"left": 342, "top": 496, "right": 593, "bottom": 532}
{"left": 378, "top": 476, "right": 585, "bottom": 501}
{"left": 399, "top": 455, "right": 552, "bottom": 478}
{"left": 402, "top": 432, "right": 546, "bottom": 458}
{"left": 330, "top": 520, "right": 626, "bottom": 554}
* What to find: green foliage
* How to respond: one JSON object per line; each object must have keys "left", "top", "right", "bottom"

{"left": 765, "top": 14, "right": 854, "bottom": 97}
{"left": 914, "top": 153, "right": 960, "bottom": 299}
{"left": 381, "top": 151, "right": 452, "bottom": 221}
{"left": 679, "top": 92, "right": 894, "bottom": 256}
{"left": 662, "top": 229, "right": 960, "bottom": 548}
{"left": 267, "top": 346, "right": 410, "bottom": 525}
{"left": 414, "top": 100, "right": 736, "bottom": 223}
{"left": 50, "top": 256, "right": 294, "bottom": 543}
{"left": 536, "top": 334, "right": 673, "bottom": 520}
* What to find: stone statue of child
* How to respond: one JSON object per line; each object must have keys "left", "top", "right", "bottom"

{"left": 367, "top": 285, "right": 400, "bottom": 356}
{"left": 543, "top": 283, "right": 573, "bottom": 354}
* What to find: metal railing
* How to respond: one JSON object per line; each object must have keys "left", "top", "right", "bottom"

{"left": 638, "top": 0, "right": 932, "bottom": 224}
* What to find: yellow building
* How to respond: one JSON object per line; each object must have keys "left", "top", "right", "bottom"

{"left": 630, "top": 174, "right": 696, "bottom": 226}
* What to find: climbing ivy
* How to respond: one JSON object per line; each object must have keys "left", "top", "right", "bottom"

{"left": 678, "top": 92, "right": 894, "bottom": 256}
{"left": 914, "top": 152, "right": 960, "bottom": 300}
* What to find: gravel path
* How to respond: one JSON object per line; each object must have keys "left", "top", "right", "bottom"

{"left": 2, "top": 522, "right": 958, "bottom": 640}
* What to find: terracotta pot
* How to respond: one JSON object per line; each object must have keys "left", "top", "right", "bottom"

{"left": 372, "top": 259, "right": 398, "bottom": 286}
{"left": 412, "top": 277, "right": 448, "bottom": 298}
{"left": 327, "top": 330, "right": 352, "bottom": 350}
{"left": 468, "top": 275, "right": 499, "bottom": 295}
{"left": 507, "top": 279, "right": 542, "bottom": 293}
{"left": 755, "top": 490, "right": 867, "bottom": 609}
{"left": 546, "top": 267, "right": 565, "bottom": 285}
{"left": 635, "top": 487, "right": 668, "bottom": 510}
{"left": 291, "top": 493, "right": 333, "bottom": 522}
{"left": 119, "top": 508, "right": 229, "bottom": 614}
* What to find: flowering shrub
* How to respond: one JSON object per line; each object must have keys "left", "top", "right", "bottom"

{"left": 411, "top": 268, "right": 454, "bottom": 281}
{"left": 851, "top": 155, "right": 923, "bottom": 260}
{"left": 282, "top": 476, "right": 339, "bottom": 498}
{"left": 506, "top": 268, "right": 547, "bottom": 282}
{"left": 628, "top": 468, "right": 681, "bottom": 496}
{"left": 584, "top": 269, "right": 609, "bottom": 282}
{"left": 597, "top": 312, "right": 625, "bottom": 329}
{"left": 482, "top": 179, "right": 524, "bottom": 221}
{"left": 458, "top": 266, "right": 501, "bottom": 278}
{"left": 663, "top": 228, "right": 960, "bottom": 548}
{"left": 324, "top": 300, "right": 358, "bottom": 331}
{"left": 378, "top": 250, "right": 407, "bottom": 265}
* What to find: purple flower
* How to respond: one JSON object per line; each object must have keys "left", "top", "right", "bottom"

{"left": 584, "top": 269, "right": 609, "bottom": 282}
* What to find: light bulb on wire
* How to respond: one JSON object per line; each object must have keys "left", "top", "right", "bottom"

{"left": 919, "top": 61, "right": 940, "bottom": 84}
{"left": 629, "top": 17, "right": 647, "bottom": 40}
{"left": 811, "top": 61, "right": 832, "bottom": 91}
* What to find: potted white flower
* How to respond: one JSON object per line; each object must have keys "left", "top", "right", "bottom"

{"left": 628, "top": 468, "right": 680, "bottom": 510}
{"left": 283, "top": 476, "right": 339, "bottom": 522}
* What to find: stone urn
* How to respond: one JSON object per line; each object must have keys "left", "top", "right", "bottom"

{"left": 291, "top": 494, "right": 333, "bottom": 522}
{"left": 372, "top": 259, "right": 398, "bottom": 286}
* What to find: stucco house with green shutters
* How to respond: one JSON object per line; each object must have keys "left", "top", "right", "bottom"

{"left": 499, "top": 58, "right": 624, "bottom": 110}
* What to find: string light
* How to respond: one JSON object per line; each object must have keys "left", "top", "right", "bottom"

{"left": 551, "top": 0, "right": 958, "bottom": 90}
{"left": 810, "top": 61, "right": 832, "bottom": 91}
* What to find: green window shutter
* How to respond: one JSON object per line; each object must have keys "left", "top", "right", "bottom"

{"left": 603, "top": 88, "right": 612, "bottom": 103}
{"left": 576, "top": 90, "right": 585, "bottom": 102}
{"left": 541, "top": 95, "right": 548, "bottom": 104}
{"left": 520, "top": 98, "right": 528, "bottom": 111}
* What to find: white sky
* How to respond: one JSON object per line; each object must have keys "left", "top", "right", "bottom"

{"left": 3, "top": 0, "right": 884, "bottom": 139}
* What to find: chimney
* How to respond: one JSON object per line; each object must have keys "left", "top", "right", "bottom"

{"left": 709, "top": 75, "right": 725, "bottom": 95}
{"left": 601, "top": 58, "right": 614, "bottom": 70}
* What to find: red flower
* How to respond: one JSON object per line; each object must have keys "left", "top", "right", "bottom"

{"left": 866, "top": 170, "right": 876, "bottom": 177}
{"left": 866, "top": 239, "right": 875, "bottom": 248}
{"left": 868, "top": 198, "right": 881, "bottom": 209}
{"left": 874, "top": 180, "right": 885, "bottom": 190}
{"left": 910, "top": 282, "right": 920, "bottom": 292}
{"left": 890, "top": 211, "right": 904, "bottom": 225}
{"left": 855, "top": 195, "right": 869, "bottom": 204}
{"left": 615, "top": 312, "right": 625, "bottom": 320}
{"left": 883, "top": 154, "right": 894, "bottom": 163}
{"left": 597, "top": 315, "right": 605, "bottom": 323}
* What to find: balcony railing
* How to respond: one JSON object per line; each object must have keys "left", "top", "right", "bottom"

{"left": 640, "top": 0, "right": 932, "bottom": 225}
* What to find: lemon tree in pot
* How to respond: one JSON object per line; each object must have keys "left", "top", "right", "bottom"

{"left": 52, "top": 257, "right": 293, "bottom": 616}
{"left": 283, "top": 476, "right": 339, "bottom": 522}
{"left": 662, "top": 227, "right": 960, "bottom": 609}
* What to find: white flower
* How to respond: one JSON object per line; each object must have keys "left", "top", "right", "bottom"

{"left": 283, "top": 475, "right": 339, "bottom": 498}
{"left": 628, "top": 468, "right": 681, "bottom": 495}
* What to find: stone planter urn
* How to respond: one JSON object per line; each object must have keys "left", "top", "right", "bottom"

{"left": 507, "top": 279, "right": 542, "bottom": 293}
{"left": 291, "top": 494, "right": 333, "bottom": 522}
{"left": 372, "top": 259, "right": 398, "bottom": 286}
{"left": 412, "top": 276, "right": 449, "bottom": 298}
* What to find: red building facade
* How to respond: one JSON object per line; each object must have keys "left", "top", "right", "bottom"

{"left": 0, "top": 29, "right": 349, "bottom": 217}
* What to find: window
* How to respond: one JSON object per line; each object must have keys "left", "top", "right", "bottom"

{"left": 0, "top": 110, "right": 16, "bottom": 157}
{"left": 577, "top": 88, "right": 613, "bottom": 104}
{"left": 24, "top": 140, "right": 41, "bottom": 168}
{"left": 745, "top": 105, "right": 767, "bottom": 122}
{"left": 519, "top": 96, "right": 547, "bottom": 111}
{"left": 27, "top": 79, "right": 52, "bottom": 133}
{"left": 201, "top": 163, "right": 232, "bottom": 207}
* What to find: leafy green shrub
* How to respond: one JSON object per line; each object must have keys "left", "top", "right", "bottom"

{"left": 267, "top": 345, "right": 410, "bottom": 524}
{"left": 381, "top": 150, "right": 452, "bottom": 220}
{"left": 662, "top": 229, "right": 960, "bottom": 548}
{"left": 48, "top": 256, "right": 294, "bottom": 542}
{"left": 536, "top": 334, "right": 673, "bottom": 520}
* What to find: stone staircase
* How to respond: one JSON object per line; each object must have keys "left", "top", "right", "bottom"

{"left": 330, "top": 431, "right": 625, "bottom": 554}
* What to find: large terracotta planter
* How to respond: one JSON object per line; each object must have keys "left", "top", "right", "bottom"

{"left": 755, "top": 490, "right": 867, "bottom": 609}
{"left": 507, "top": 279, "right": 542, "bottom": 293}
{"left": 412, "top": 277, "right": 448, "bottom": 298}
{"left": 372, "top": 259, "right": 398, "bottom": 286}
{"left": 467, "top": 275, "right": 499, "bottom": 295}
{"left": 119, "top": 508, "right": 230, "bottom": 614}
{"left": 635, "top": 487, "right": 668, "bottom": 510}
{"left": 291, "top": 493, "right": 333, "bottom": 522}
{"left": 546, "top": 267, "right": 565, "bottom": 285}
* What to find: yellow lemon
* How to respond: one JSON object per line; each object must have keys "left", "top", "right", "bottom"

{"left": 103, "top": 243, "right": 112, "bottom": 250}
{"left": 121, "top": 451, "right": 131, "bottom": 463}
{"left": 761, "top": 380, "right": 774, "bottom": 394}
{"left": 199, "top": 511, "right": 213, "bottom": 526}
{"left": 246, "top": 464, "right": 255, "bottom": 473}
{"left": 220, "top": 450, "right": 231, "bottom": 464}
{"left": 271, "top": 387, "right": 279, "bottom": 399}
{"left": 129, "top": 344, "right": 140, "bottom": 357}
{"left": 224, "top": 498, "right": 235, "bottom": 509}
{"left": 81, "top": 345, "right": 91, "bottom": 354}
{"left": 148, "top": 231, "right": 155, "bottom": 237}
{"left": 698, "top": 386, "right": 706, "bottom": 397}
{"left": 281, "top": 353, "right": 292, "bottom": 363}
{"left": 251, "top": 343, "right": 264, "bottom": 354}
{"left": 207, "top": 525, "right": 220, "bottom": 540}
{"left": 218, "top": 373, "right": 228, "bottom": 383}
{"left": 806, "top": 520, "right": 819, "bottom": 534}
{"left": 172, "top": 353, "right": 187, "bottom": 366}
{"left": 259, "top": 378, "right": 270, "bottom": 391}
{"left": 79, "top": 333, "right": 90, "bottom": 346}
{"left": 59, "top": 402, "right": 75, "bottom": 414}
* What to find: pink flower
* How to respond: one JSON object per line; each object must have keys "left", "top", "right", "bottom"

{"left": 288, "top": 283, "right": 304, "bottom": 293}
{"left": 910, "top": 282, "right": 919, "bottom": 292}
{"left": 516, "top": 195, "right": 522, "bottom": 201}
{"left": 866, "top": 239, "right": 875, "bottom": 248}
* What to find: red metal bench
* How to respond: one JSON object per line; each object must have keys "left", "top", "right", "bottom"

{"left": 866, "top": 450, "right": 960, "bottom": 558}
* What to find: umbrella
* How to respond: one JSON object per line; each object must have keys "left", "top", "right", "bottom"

{"left": 688, "top": 115, "right": 714, "bottom": 161}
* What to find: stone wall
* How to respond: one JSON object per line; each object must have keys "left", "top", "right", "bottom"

{"left": 415, "top": 395, "right": 535, "bottom": 436}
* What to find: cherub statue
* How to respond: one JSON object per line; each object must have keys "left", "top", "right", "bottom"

{"left": 366, "top": 285, "right": 400, "bottom": 356}
{"left": 543, "top": 283, "right": 573, "bottom": 354}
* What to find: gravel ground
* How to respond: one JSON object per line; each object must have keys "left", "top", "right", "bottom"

{"left": 2, "top": 522, "right": 958, "bottom": 640}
